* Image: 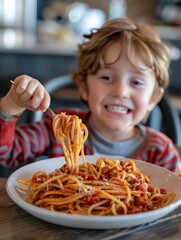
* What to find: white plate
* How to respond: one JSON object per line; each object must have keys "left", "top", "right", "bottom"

{"left": 6, "top": 155, "right": 181, "bottom": 229}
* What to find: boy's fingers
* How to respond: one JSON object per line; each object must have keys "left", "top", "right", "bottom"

{"left": 30, "top": 87, "right": 50, "bottom": 111}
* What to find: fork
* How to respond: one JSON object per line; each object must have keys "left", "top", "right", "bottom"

{"left": 10, "top": 80, "right": 56, "bottom": 118}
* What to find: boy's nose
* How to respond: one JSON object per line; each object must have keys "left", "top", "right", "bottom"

{"left": 112, "top": 81, "right": 130, "bottom": 99}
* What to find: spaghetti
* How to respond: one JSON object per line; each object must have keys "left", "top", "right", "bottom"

{"left": 52, "top": 112, "right": 88, "bottom": 174}
{"left": 18, "top": 112, "right": 175, "bottom": 216}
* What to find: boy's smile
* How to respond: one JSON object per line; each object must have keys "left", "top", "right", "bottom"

{"left": 106, "top": 104, "right": 129, "bottom": 114}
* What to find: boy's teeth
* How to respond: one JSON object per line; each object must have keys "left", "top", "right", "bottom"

{"left": 107, "top": 105, "right": 128, "bottom": 113}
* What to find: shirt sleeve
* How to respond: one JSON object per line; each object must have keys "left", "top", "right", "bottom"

{"left": 135, "top": 126, "right": 181, "bottom": 173}
{"left": 149, "top": 140, "right": 181, "bottom": 173}
{"left": 0, "top": 113, "right": 51, "bottom": 168}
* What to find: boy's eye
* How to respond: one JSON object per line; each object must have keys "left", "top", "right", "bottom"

{"left": 101, "top": 76, "right": 112, "bottom": 81}
{"left": 131, "top": 79, "right": 143, "bottom": 86}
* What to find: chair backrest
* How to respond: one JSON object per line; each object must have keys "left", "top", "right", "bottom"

{"left": 31, "top": 74, "right": 181, "bottom": 145}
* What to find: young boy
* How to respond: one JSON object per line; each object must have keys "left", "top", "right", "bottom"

{"left": 0, "top": 18, "right": 180, "bottom": 172}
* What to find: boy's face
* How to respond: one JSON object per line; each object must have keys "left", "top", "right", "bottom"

{"left": 78, "top": 41, "right": 163, "bottom": 141}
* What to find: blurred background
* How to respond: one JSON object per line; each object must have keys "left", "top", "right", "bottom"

{"left": 0, "top": 0, "right": 181, "bottom": 177}
{"left": 0, "top": 0, "right": 180, "bottom": 114}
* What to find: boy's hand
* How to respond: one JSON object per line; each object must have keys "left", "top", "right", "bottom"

{"left": 1, "top": 75, "right": 50, "bottom": 117}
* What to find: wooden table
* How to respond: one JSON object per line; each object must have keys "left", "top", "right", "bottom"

{"left": 0, "top": 178, "right": 181, "bottom": 240}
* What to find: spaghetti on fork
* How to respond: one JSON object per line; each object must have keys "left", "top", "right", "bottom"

{"left": 52, "top": 112, "right": 88, "bottom": 174}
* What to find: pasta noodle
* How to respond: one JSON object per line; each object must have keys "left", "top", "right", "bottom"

{"left": 18, "top": 112, "right": 175, "bottom": 216}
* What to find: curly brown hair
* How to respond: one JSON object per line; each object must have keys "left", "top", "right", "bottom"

{"left": 72, "top": 18, "right": 170, "bottom": 95}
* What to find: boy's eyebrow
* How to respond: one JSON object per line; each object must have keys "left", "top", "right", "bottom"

{"left": 132, "top": 67, "right": 152, "bottom": 74}
{"left": 99, "top": 65, "right": 111, "bottom": 71}
{"left": 102, "top": 64, "right": 116, "bottom": 70}
{"left": 103, "top": 65, "right": 149, "bottom": 73}
{"left": 100, "top": 63, "right": 152, "bottom": 76}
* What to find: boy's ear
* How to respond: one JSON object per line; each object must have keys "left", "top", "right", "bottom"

{"left": 76, "top": 79, "right": 89, "bottom": 101}
{"left": 147, "top": 88, "right": 164, "bottom": 112}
